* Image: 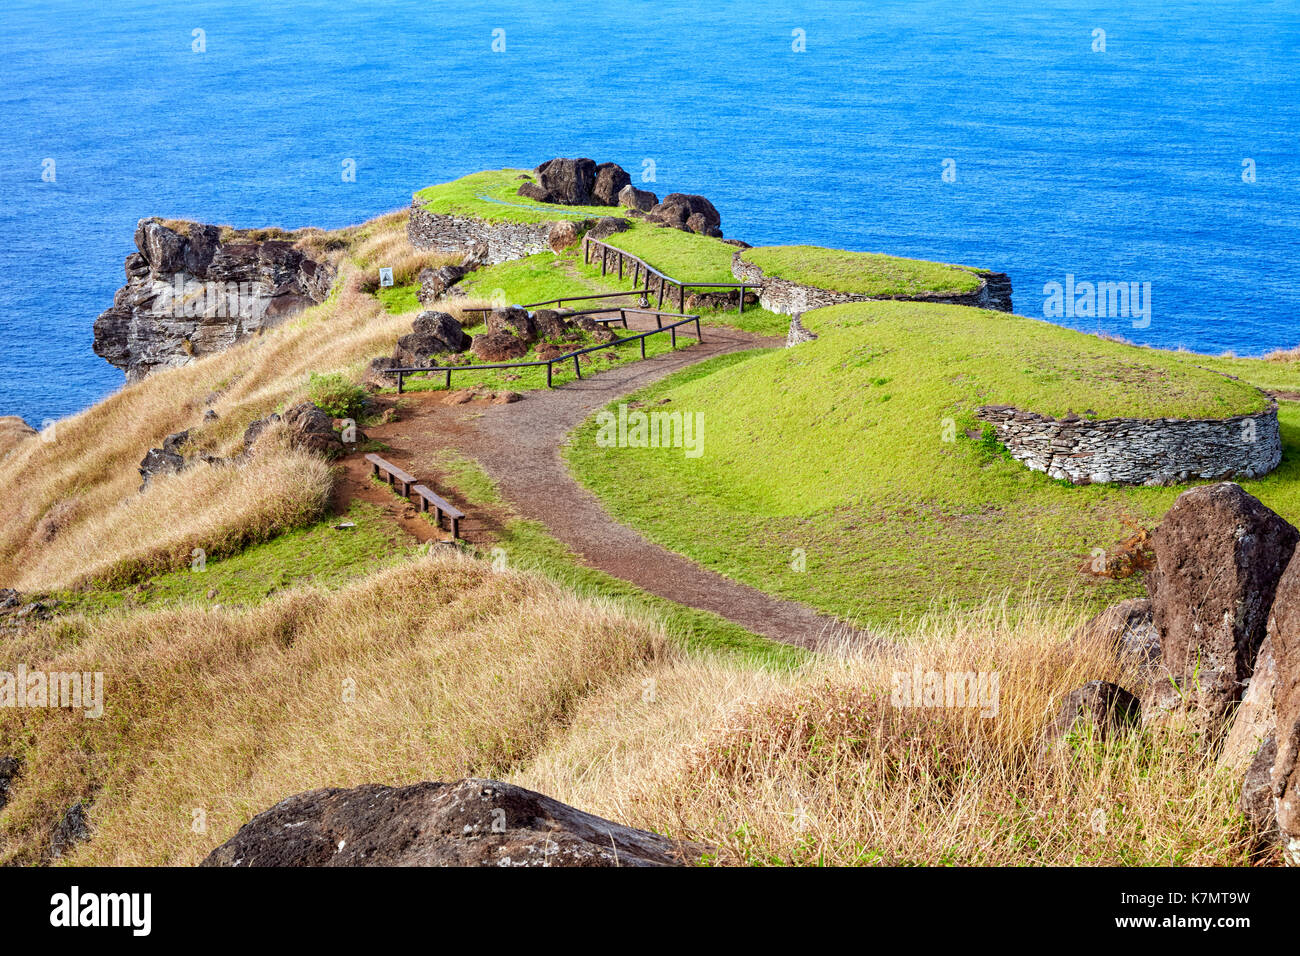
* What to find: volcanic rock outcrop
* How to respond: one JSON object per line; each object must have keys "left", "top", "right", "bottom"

{"left": 201, "top": 778, "right": 709, "bottom": 867}
{"left": 391, "top": 312, "right": 472, "bottom": 368}
{"left": 515, "top": 159, "right": 723, "bottom": 237}
{"left": 94, "top": 219, "right": 336, "bottom": 382}
{"left": 1142, "top": 482, "right": 1297, "bottom": 733}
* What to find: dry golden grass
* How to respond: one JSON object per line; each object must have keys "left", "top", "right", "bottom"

{"left": 14, "top": 424, "right": 333, "bottom": 591}
{"left": 1265, "top": 344, "right": 1300, "bottom": 362}
{"left": 0, "top": 551, "right": 664, "bottom": 866}
{"left": 518, "top": 597, "right": 1255, "bottom": 866}
{"left": 0, "top": 213, "right": 427, "bottom": 592}
{"left": 0, "top": 416, "right": 37, "bottom": 460}
{"left": 0, "top": 561, "right": 1258, "bottom": 867}
{"left": 350, "top": 209, "right": 458, "bottom": 292}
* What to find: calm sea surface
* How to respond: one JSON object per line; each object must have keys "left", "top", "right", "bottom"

{"left": 1, "top": 0, "right": 1297, "bottom": 425}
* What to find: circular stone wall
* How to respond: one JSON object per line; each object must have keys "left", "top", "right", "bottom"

{"left": 730, "top": 250, "right": 1013, "bottom": 314}
{"left": 975, "top": 401, "right": 1282, "bottom": 485}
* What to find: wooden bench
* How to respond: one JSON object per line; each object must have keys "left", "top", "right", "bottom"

{"left": 365, "top": 453, "right": 417, "bottom": 497}
{"left": 411, "top": 484, "right": 465, "bottom": 540}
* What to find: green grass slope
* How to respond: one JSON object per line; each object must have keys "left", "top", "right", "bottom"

{"left": 415, "top": 169, "right": 622, "bottom": 224}
{"left": 567, "top": 301, "right": 1290, "bottom": 625}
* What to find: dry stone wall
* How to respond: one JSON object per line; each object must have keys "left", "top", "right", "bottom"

{"left": 975, "top": 401, "right": 1282, "bottom": 485}
{"left": 407, "top": 201, "right": 573, "bottom": 264}
{"left": 731, "top": 250, "right": 1013, "bottom": 314}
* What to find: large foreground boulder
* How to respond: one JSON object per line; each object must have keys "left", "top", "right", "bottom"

{"left": 201, "top": 778, "right": 708, "bottom": 867}
{"left": 1143, "top": 483, "right": 1298, "bottom": 733}
{"left": 587, "top": 216, "right": 630, "bottom": 241}
{"left": 392, "top": 312, "right": 471, "bottom": 367}
{"left": 518, "top": 158, "right": 598, "bottom": 206}
{"left": 1264, "top": 551, "right": 1300, "bottom": 863}
{"left": 1221, "top": 636, "right": 1278, "bottom": 773}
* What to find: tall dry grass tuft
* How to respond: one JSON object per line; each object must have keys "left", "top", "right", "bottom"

{"left": 1264, "top": 344, "right": 1300, "bottom": 362}
{"left": 519, "top": 597, "right": 1253, "bottom": 866}
{"left": 0, "top": 551, "right": 664, "bottom": 866}
{"left": 16, "top": 423, "right": 333, "bottom": 591}
{"left": 0, "top": 211, "right": 427, "bottom": 591}
{"left": 349, "top": 209, "right": 458, "bottom": 291}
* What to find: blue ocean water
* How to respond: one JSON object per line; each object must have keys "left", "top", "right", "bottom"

{"left": 1, "top": 0, "right": 1297, "bottom": 426}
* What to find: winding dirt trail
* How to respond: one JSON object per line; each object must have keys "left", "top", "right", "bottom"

{"left": 340, "top": 315, "right": 867, "bottom": 651}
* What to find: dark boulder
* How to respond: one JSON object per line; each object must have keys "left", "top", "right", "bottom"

{"left": 138, "top": 445, "right": 185, "bottom": 492}
{"left": 587, "top": 217, "right": 631, "bottom": 241}
{"left": 162, "top": 429, "right": 190, "bottom": 455}
{"left": 518, "top": 158, "right": 598, "bottom": 206}
{"left": 1072, "top": 598, "right": 1162, "bottom": 671}
{"left": 201, "top": 778, "right": 708, "bottom": 867}
{"left": 1263, "top": 549, "right": 1300, "bottom": 863}
{"left": 1042, "top": 680, "right": 1141, "bottom": 753}
{"left": 617, "top": 184, "right": 658, "bottom": 212}
{"left": 592, "top": 163, "right": 631, "bottom": 205}
{"left": 49, "top": 802, "right": 92, "bottom": 860}
{"left": 647, "top": 193, "right": 722, "bottom": 236}
{"left": 283, "top": 402, "right": 342, "bottom": 458}
{"left": 472, "top": 331, "right": 531, "bottom": 363}
{"left": 575, "top": 316, "right": 618, "bottom": 344}
{"left": 243, "top": 413, "right": 282, "bottom": 454}
{"left": 531, "top": 309, "right": 573, "bottom": 340}
{"left": 486, "top": 306, "right": 536, "bottom": 344}
{"left": 1143, "top": 483, "right": 1298, "bottom": 734}
{"left": 0, "top": 756, "right": 18, "bottom": 811}
{"left": 417, "top": 265, "right": 468, "bottom": 305}
{"left": 685, "top": 213, "right": 713, "bottom": 235}
{"left": 392, "top": 312, "right": 471, "bottom": 367}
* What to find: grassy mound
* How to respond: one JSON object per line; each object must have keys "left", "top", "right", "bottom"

{"left": 567, "top": 301, "right": 1283, "bottom": 624}
{"left": 739, "top": 245, "right": 988, "bottom": 298}
{"left": 596, "top": 224, "right": 739, "bottom": 284}
{"left": 414, "top": 169, "right": 622, "bottom": 224}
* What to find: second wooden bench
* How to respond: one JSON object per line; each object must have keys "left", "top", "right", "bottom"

{"left": 411, "top": 484, "right": 465, "bottom": 540}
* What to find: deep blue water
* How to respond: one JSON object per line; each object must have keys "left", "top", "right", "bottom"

{"left": 2, "top": 0, "right": 1297, "bottom": 426}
